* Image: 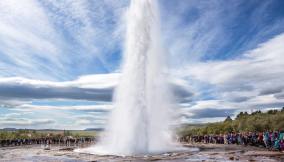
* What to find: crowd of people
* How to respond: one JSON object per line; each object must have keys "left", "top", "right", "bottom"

{"left": 180, "top": 130, "right": 284, "bottom": 151}
{"left": 0, "top": 136, "right": 96, "bottom": 147}
{"left": 2, "top": 130, "right": 284, "bottom": 152}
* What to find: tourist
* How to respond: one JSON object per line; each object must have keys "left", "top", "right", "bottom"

{"left": 280, "top": 140, "right": 284, "bottom": 151}
{"left": 263, "top": 131, "right": 270, "bottom": 148}
{"left": 183, "top": 130, "right": 284, "bottom": 152}
{"left": 279, "top": 131, "right": 284, "bottom": 141}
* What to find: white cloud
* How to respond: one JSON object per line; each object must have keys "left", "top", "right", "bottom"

{"left": 175, "top": 33, "right": 284, "bottom": 120}
{"left": 0, "top": 73, "right": 118, "bottom": 102}
{"left": 160, "top": 0, "right": 284, "bottom": 69}
{"left": 184, "top": 32, "right": 284, "bottom": 90}
{"left": 0, "top": 118, "right": 55, "bottom": 127}
{"left": 0, "top": 0, "right": 67, "bottom": 79}
{"left": 160, "top": 0, "right": 232, "bottom": 65}
{"left": 2, "top": 29, "right": 284, "bottom": 123}
{"left": 74, "top": 114, "right": 107, "bottom": 126}
{"left": 40, "top": 0, "right": 128, "bottom": 71}
{"left": 19, "top": 104, "right": 113, "bottom": 111}
{"left": 0, "top": 72, "right": 194, "bottom": 128}
{"left": 0, "top": 73, "right": 194, "bottom": 104}
{"left": 0, "top": 0, "right": 128, "bottom": 80}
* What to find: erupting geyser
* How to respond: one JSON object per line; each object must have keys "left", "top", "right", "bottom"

{"left": 76, "top": 0, "right": 179, "bottom": 155}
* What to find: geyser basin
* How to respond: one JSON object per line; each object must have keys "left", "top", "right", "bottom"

{"left": 77, "top": 0, "right": 183, "bottom": 155}
{"left": 74, "top": 144, "right": 195, "bottom": 156}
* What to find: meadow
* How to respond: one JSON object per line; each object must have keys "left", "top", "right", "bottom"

{"left": 0, "top": 129, "right": 97, "bottom": 140}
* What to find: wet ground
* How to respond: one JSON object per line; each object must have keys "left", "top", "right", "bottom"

{"left": 0, "top": 143, "right": 284, "bottom": 162}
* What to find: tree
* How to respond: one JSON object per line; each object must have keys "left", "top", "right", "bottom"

{"left": 224, "top": 116, "right": 232, "bottom": 122}
{"left": 236, "top": 112, "right": 244, "bottom": 119}
{"left": 183, "top": 108, "right": 284, "bottom": 137}
{"left": 251, "top": 110, "right": 261, "bottom": 115}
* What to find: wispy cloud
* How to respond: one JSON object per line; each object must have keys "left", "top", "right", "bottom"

{"left": 0, "top": 0, "right": 128, "bottom": 80}
{"left": 19, "top": 104, "right": 113, "bottom": 112}
{"left": 160, "top": 0, "right": 284, "bottom": 67}
{"left": 0, "top": 0, "right": 66, "bottom": 79}
{"left": 0, "top": 118, "right": 55, "bottom": 127}
{"left": 176, "top": 32, "right": 284, "bottom": 122}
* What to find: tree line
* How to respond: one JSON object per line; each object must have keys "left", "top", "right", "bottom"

{"left": 179, "top": 107, "right": 284, "bottom": 137}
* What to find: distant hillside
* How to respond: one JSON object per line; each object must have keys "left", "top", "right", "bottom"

{"left": 2, "top": 128, "right": 17, "bottom": 131}
{"left": 0, "top": 128, "right": 61, "bottom": 131}
{"left": 84, "top": 128, "right": 104, "bottom": 131}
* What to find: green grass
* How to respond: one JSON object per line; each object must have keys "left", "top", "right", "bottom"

{"left": 0, "top": 130, "right": 97, "bottom": 140}
{"left": 69, "top": 130, "right": 97, "bottom": 137}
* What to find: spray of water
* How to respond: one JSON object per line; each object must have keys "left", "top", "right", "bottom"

{"left": 76, "top": 0, "right": 179, "bottom": 155}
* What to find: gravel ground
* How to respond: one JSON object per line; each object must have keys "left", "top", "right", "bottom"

{"left": 0, "top": 143, "right": 284, "bottom": 162}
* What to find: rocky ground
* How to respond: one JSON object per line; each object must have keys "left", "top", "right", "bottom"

{"left": 0, "top": 143, "right": 284, "bottom": 162}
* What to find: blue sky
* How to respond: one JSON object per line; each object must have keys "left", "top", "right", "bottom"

{"left": 0, "top": 0, "right": 284, "bottom": 129}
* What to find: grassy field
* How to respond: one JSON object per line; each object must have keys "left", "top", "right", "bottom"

{"left": 68, "top": 130, "right": 97, "bottom": 137}
{"left": 0, "top": 129, "right": 97, "bottom": 140}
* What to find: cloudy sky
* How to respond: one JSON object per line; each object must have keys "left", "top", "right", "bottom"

{"left": 0, "top": 0, "right": 284, "bottom": 129}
